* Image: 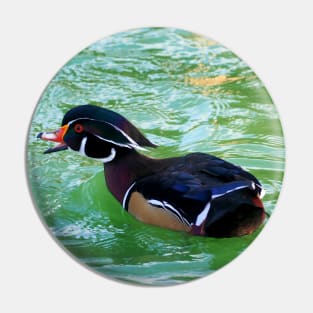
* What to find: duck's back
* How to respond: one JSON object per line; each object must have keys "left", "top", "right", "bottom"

{"left": 123, "top": 153, "right": 266, "bottom": 237}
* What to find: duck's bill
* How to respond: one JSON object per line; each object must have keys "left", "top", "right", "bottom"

{"left": 42, "top": 142, "right": 68, "bottom": 154}
{"left": 37, "top": 124, "right": 69, "bottom": 154}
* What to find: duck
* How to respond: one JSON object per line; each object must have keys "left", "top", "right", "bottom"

{"left": 37, "top": 104, "right": 266, "bottom": 237}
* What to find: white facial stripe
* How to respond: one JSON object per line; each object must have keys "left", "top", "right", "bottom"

{"left": 68, "top": 117, "right": 141, "bottom": 149}
{"left": 94, "top": 134, "right": 148, "bottom": 151}
{"left": 68, "top": 118, "right": 84, "bottom": 126}
{"left": 78, "top": 137, "right": 87, "bottom": 156}
{"left": 77, "top": 136, "right": 116, "bottom": 163}
{"left": 105, "top": 121, "right": 140, "bottom": 147}
{"left": 95, "top": 147, "right": 116, "bottom": 163}
{"left": 93, "top": 134, "right": 133, "bottom": 149}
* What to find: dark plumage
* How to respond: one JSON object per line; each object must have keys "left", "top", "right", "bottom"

{"left": 62, "top": 105, "right": 156, "bottom": 148}
{"left": 38, "top": 104, "right": 266, "bottom": 237}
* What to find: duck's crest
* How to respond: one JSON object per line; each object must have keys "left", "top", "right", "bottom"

{"left": 62, "top": 104, "right": 157, "bottom": 148}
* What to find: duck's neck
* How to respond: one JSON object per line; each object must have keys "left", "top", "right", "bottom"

{"left": 104, "top": 149, "right": 158, "bottom": 204}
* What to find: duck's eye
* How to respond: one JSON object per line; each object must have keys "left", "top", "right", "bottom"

{"left": 74, "top": 124, "right": 84, "bottom": 133}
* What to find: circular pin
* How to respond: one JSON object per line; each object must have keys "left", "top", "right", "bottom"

{"left": 27, "top": 27, "right": 285, "bottom": 286}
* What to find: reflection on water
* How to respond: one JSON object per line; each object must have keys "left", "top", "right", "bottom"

{"left": 186, "top": 75, "right": 243, "bottom": 88}
{"left": 27, "top": 27, "right": 284, "bottom": 286}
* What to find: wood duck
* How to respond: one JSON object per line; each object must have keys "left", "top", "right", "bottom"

{"left": 37, "top": 104, "right": 266, "bottom": 237}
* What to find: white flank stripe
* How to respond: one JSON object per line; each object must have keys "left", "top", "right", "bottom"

{"left": 259, "top": 188, "right": 266, "bottom": 199}
{"left": 122, "top": 182, "right": 136, "bottom": 209}
{"left": 147, "top": 199, "right": 163, "bottom": 206}
{"left": 212, "top": 185, "right": 250, "bottom": 199}
{"left": 163, "top": 201, "right": 184, "bottom": 219}
{"left": 147, "top": 199, "right": 190, "bottom": 226}
{"left": 195, "top": 202, "right": 211, "bottom": 226}
{"left": 195, "top": 181, "right": 264, "bottom": 226}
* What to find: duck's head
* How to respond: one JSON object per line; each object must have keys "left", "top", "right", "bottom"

{"left": 37, "top": 104, "right": 156, "bottom": 163}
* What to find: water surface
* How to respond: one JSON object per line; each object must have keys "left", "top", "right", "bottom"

{"left": 27, "top": 27, "right": 284, "bottom": 286}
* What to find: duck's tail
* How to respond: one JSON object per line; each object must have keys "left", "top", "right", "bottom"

{"left": 204, "top": 188, "right": 266, "bottom": 238}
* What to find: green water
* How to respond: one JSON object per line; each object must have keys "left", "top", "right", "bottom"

{"left": 27, "top": 27, "right": 285, "bottom": 286}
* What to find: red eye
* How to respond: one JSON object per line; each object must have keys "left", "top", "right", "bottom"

{"left": 74, "top": 124, "right": 84, "bottom": 133}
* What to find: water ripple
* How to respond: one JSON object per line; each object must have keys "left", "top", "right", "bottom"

{"left": 28, "top": 27, "right": 285, "bottom": 286}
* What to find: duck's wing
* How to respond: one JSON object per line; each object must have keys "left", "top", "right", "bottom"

{"left": 122, "top": 153, "right": 263, "bottom": 235}
{"left": 183, "top": 152, "right": 263, "bottom": 188}
{"left": 123, "top": 170, "right": 211, "bottom": 228}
